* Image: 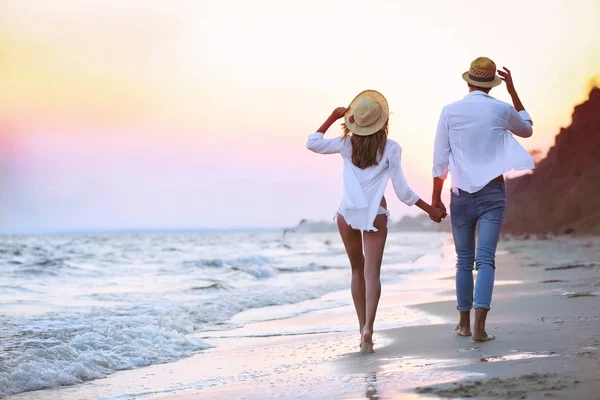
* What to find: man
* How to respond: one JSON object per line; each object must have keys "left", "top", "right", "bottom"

{"left": 431, "top": 57, "right": 534, "bottom": 342}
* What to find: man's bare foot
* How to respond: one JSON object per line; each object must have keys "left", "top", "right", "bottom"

{"left": 473, "top": 308, "right": 494, "bottom": 342}
{"left": 455, "top": 324, "right": 472, "bottom": 337}
{"left": 456, "top": 311, "right": 471, "bottom": 336}
{"left": 472, "top": 331, "right": 496, "bottom": 342}
{"left": 360, "top": 329, "right": 375, "bottom": 354}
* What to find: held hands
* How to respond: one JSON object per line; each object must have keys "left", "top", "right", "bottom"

{"left": 497, "top": 67, "right": 516, "bottom": 95}
{"left": 429, "top": 207, "right": 446, "bottom": 223}
{"left": 429, "top": 199, "right": 447, "bottom": 223}
{"left": 431, "top": 199, "right": 446, "bottom": 216}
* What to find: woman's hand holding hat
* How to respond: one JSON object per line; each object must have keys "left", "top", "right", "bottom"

{"left": 330, "top": 107, "right": 348, "bottom": 121}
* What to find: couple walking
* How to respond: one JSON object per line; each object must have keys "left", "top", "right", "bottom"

{"left": 306, "top": 57, "right": 534, "bottom": 353}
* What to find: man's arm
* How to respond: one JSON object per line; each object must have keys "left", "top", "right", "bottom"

{"left": 431, "top": 108, "right": 450, "bottom": 216}
{"left": 498, "top": 67, "right": 533, "bottom": 138}
{"left": 498, "top": 67, "right": 525, "bottom": 110}
{"left": 432, "top": 177, "right": 445, "bottom": 210}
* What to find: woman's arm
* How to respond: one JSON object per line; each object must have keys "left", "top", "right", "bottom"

{"left": 306, "top": 107, "right": 348, "bottom": 154}
{"left": 316, "top": 107, "right": 346, "bottom": 133}
{"left": 389, "top": 142, "right": 445, "bottom": 222}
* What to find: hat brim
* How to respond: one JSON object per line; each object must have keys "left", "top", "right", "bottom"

{"left": 462, "top": 71, "right": 503, "bottom": 88}
{"left": 344, "top": 90, "right": 389, "bottom": 136}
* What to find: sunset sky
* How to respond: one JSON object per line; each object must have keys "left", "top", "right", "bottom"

{"left": 1, "top": 0, "right": 599, "bottom": 233}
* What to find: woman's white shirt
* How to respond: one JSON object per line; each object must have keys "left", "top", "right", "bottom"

{"left": 306, "top": 133, "right": 419, "bottom": 231}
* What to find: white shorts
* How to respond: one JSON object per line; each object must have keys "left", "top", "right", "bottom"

{"left": 333, "top": 207, "right": 390, "bottom": 229}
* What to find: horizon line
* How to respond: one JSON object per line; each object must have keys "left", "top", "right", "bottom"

{"left": 0, "top": 226, "right": 285, "bottom": 236}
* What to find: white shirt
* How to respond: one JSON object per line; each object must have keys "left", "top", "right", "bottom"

{"left": 432, "top": 90, "right": 535, "bottom": 193}
{"left": 307, "top": 133, "right": 419, "bottom": 231}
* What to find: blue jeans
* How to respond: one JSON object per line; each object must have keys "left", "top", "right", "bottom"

{"left": 451, "top": 182, "right": 506, "bottom": 311}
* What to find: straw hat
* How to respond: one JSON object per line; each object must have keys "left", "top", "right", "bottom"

{"left": 462, "top": 57, "right": 502, "bottom": 88}
{"left": 344, "top": 90, "right": 389, "bottom": 136}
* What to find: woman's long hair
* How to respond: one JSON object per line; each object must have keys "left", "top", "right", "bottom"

{"left": 342, "top": 122, "right": 388, "bottom": 169}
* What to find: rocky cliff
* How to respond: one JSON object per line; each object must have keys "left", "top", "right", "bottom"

{"left": 504, "top": 87, "right": 600, "bottom": 235}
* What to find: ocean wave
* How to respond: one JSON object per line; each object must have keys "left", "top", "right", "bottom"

{"left": 0, "top": 319, "right": 209, "bottom": 397}
{"left": 35, "top": 258, "right": 66, "bottom": 267}
{"left": 276, "top": 264, "right": 335, "bottom": 273}
{"left": 232, "top": 264, "right": 277, "bottom": 279}
{"left": 184, "top": 255, "right": 276, "bottom": 275}
{"left": 225, "top": 255, "right": 279, "bottom": 278}
{"left": 0, "top": 285, "right": 39, "bottom": 293}
{"left": 183, "top": 258, "right": 230, "bottom": 268}
{"left": 189, "top": 282, "right": 230, "bottom": 291}
{"left": 15, "top": 267, "right": 60, "bottom": 277}
{"left": 198, "top": 259, "right": 224, "bottom": 268}
{"left": 7, "top": 257, "right": 76, "bottom": 277}
{"left": 228, "top": 255, "right": 274, "bottom": 267}
{"left": 0, "top": 274, "right": 347, "bottom": 396}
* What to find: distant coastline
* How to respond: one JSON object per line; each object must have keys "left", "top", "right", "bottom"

{"left": 284, "top": 214, "right": 451, "bottom": 235}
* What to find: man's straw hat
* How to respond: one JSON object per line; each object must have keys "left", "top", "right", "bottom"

{"left": 462, "top": 57, "right": 502, "bottom": 88}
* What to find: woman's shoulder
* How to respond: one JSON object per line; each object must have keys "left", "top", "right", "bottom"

{"left": 338, "top": 135, "right": 352, "bottom": 156}
{"left": 384, "top": 139, "right": 404, "bottom": 163}
{"left": 386, "top": 139, "right": 402, "bottom": 152}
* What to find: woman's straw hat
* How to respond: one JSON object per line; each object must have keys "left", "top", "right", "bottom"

{"left": 462, "top": 57, "right": 502, "bottom": 88}
{"left": 344, "top": 90, "right": 389, "bottom": 136}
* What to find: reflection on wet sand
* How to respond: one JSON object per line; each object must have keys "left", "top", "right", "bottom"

{"left": 364, "top": 372, "right": 379, "bottom": 399}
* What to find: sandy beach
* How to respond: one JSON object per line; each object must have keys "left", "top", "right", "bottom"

{"left": 7, "top": 235, "right": 599, "bottom": 400}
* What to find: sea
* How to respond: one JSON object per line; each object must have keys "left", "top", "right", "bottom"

{"left": 0, "top": 231, "right": 449, "bottom": 397}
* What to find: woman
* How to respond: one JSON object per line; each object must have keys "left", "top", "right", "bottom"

{"left": 307, "top": 90, "right": 445, "bottom": 353}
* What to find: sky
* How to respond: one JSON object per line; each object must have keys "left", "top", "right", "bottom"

{"left": 0, "top": 0, "right": 599, "bottom": 233}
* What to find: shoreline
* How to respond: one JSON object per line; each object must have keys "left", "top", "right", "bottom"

{"left": 158, "top": 236, "right": 600, "bottom": 399}
{"left": 6, "top": 236, "right": 600, "bottom": 399}
{"left": 5, "top": 234, "right": 456, "bottom": 400}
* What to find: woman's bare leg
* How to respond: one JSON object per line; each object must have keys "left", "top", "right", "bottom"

{"left": 337, "top": 214, "right": 366, "bottom": 333}
{"left": 360, "top": 213, "right": 388, "bottom": 353}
